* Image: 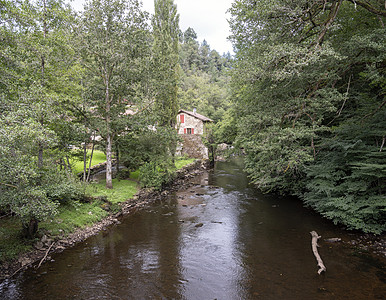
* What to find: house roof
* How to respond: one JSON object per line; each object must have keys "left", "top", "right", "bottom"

{"left": 178, "top": 109, "right": 213, "bottom": 122}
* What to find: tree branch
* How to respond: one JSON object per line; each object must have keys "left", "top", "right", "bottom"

{"left": 380, "top": 136, "right": 385, "bottom": 152}
{"left": 315, "top": 0, "right": 343, "bottom": 48}
{"left": 36, "top": 242, "right": 55, "bottom": 269}
{"left": 0, "top": 182, "right": 17, "bottom": 188}
{"left": 347, "top": 0, "right": 386, "bottom": 17}
{"left": 338, "top": 74, "right": 352, "bottom": 116}
{"left": 361, "top": 100, "right": 386, "bottom": 122}
{"left": 310, "top": 231, "right": 327, "bottom": 274}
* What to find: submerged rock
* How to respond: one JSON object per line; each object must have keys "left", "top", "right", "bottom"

{"left": 325, "top": 238, "right": 342, "bottom": 243}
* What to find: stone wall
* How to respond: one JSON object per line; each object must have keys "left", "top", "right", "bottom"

{"left": 177, "top": 113, "right": 205, "bottom": 135}
{"left": 178, "top": 134, "right": 209, "bottom": 159}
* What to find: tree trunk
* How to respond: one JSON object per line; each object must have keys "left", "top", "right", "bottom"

{"left": 66, "top": 156, "right": 72, "bottom": 172}
{"left": 23, "top": 218, "right": 39, "bottom": 239}
{"left": 106, "top": 132, "right": 113, "bottom": 189}
{"left": 86, "top": 135, "right": 95, "bottom": 182}
{"left": 105, "top": 77, "right": 113, "bottom": 189}
{"left": 83, "top": 140, "right": 87, "bottom": 181}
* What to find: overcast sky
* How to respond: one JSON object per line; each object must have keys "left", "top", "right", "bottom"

{"left": 68, "top": 0, "right": 234, "bottom": 55}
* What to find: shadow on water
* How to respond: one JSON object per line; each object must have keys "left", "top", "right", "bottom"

{"left": 1, "top": 158, "right": 385, "bottom": 299}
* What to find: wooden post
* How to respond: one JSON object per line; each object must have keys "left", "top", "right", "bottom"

{"left": 310, "top": 231, "right": 327, "bottom": 275}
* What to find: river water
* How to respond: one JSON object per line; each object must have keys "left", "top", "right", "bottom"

{"left": 1, "top": 159, "right": 385, "bottom": 299}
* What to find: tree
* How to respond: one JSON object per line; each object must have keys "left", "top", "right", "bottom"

{"left": 229, "top": 0, "right": 385, "bottom": 232}
{"left": 178, "top": 30, "right": 232, "bottom": 123}
{"left": 0, "top": 0, "right": 84, "bottom": 237}
{"left": 152, "top": 0, "right": 180, "bottom": 129}
{"left": 79, "top": 0, "right": 150, "bottom": 189}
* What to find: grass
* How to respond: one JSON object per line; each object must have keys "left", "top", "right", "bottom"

{"left": 86, "top": 178, "right": 138, "bottom": 204}
{"left": 0, "top": 156, "right": 195, "bottom": 263}
{"left": 0, "top": 218, "right": 33, "bottom": 263}
{"left": 40, "top": 201, "right": 109, "bottom": 236}
{"left": 174, "top": 157, "right": 195, "bottom": 170}
{"left": 129, "top": 169, "right": 140, "bottom": 180}
{"left": 72, "top": 150, "right": 106, "bottom": 174}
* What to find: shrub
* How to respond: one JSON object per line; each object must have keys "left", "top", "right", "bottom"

{"left": 139, "top": 160, "right": 174, "bottom": 190}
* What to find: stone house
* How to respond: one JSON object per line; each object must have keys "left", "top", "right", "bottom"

{"left": 177, "top": 109, "right": 213, "bottom": 135}
{"left": 176, "top": 109, "right": 213, "bottom": 159}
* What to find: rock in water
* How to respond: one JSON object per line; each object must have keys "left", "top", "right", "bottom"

{"left": 325, "top": 238, "right": 341, "bottom": 243}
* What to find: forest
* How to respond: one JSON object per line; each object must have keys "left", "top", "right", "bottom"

{"left": 227, "top": 0, "right": 385, "bottom": 233}
{"left": 0, "top": 0, "right": 385, "bottom": 249}
{"left": 0, "top": 0, "right": 231, "bottom": 240}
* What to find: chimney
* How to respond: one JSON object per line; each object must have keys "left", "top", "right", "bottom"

{"left": 193, "top": 108, "right": 196, "bottom": 115}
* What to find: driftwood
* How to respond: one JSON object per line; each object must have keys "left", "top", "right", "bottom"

{"left": 310, "top": 231, "right": 326, "bottom": 275}
{"left": 36, "top": 242, "right": 55, "bottom": 269}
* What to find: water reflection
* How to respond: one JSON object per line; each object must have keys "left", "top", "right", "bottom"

{"left": 0, "top": 159, "right": 385, "bottom": 299}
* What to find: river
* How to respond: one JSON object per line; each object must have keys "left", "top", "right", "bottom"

{"left": 1, "top": 159, "right": 385, "bottom": 299}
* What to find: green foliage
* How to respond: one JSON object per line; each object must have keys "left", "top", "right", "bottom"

{"left": 129, "top": 169, "right": 140, "bottom": 180}
{"left": 303, "top": 114, "right": 386, "bottom": 234}
{"left": 229, "top": 0, "right": 386, "bottom": 233}
{"left": 79, "top": 0, "right": 151, "bottom": 188}
{"left": 44, "top": 170, "right": 85, "bottom": 204}
{"left": 0, "top": 0, "right": 92, "bottom": 238}
{"left": 117, "top": 116, "right": 179, "bottom": 170}
{"left": 0, "top": 218, "right": 33, "bottom": 262}
{"left": 139, "top": 159, "right": 175, "bottom": 190}
{"left": 152, "top": 0, "right": 180, "bottom": 128}
{"left": 178, "top": 28, "right": 232, "bottom": 123}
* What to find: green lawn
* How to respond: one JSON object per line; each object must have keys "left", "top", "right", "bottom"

{"left": 72, "top": 150, "right": 106, "bottom": 174}
{"left": 40, "top": 201, "right": 109, "bottom": 236}
{"left": 86, "top": 179, "right": 138, "bottom": 204}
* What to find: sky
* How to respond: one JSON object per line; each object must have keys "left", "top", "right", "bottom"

{"left": 68, "top": 0, "right": 234, "bottom": 55}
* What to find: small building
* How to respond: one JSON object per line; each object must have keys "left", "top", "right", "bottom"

{"left": 176, "top": 109, "right": 213, "bottom": 159}
{"left": 177, "top": 109, "right": 213, "bottom": 135}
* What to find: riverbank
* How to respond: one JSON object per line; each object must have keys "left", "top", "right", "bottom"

{"left": 0, "top": 159, "right": 208, "bottom": 281}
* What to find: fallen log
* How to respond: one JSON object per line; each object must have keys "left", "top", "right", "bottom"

{"left": 310, "top": 231, "right": 326, "bottom": 275}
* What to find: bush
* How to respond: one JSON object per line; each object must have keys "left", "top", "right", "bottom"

{"left": 139, "top": 160, "right": 174, "bottom": 190}
{"left": 45, "top": 171, "right": 85, "bottom": 204}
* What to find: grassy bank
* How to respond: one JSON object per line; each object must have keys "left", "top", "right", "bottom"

{"left": 72, "top": 150, "right": 107, "bottom": 174}
{"left": 0, "top": 157, "right": 196, "bottom": 263}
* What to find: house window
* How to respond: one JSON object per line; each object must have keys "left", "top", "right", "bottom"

{"left": 180, "top": 114, "right": 184, "bottom": 123}
{"left": 186, "top": 128, "right": 194, "bottom": 134}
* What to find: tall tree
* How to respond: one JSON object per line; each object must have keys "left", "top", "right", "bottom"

{"left": 79, "top": 0, "right": 150, "bottom": 189}
{"left": 229, "top": 0, "right": 385, "bottom": 232}
{"left": 152, "top": 0, "right": 180, "bottom": 129}
{"left": 0, "top": 0, "right": 84, "bottom": 237}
